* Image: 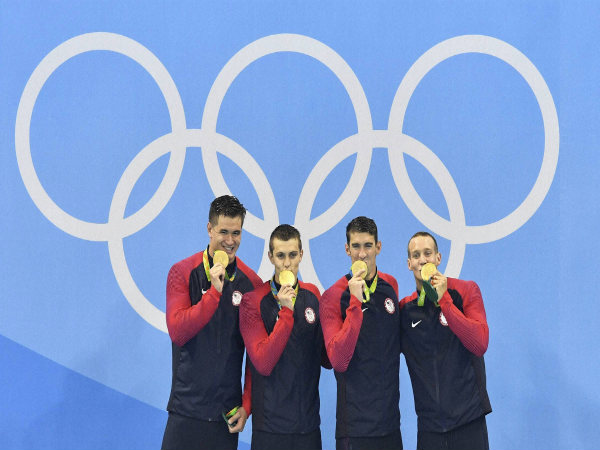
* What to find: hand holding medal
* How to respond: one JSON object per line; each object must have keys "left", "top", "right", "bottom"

{"left": 277, "top": 270, "right": 297, "bottom": 310}
{"left": 350, "top": 260, "right": 370, "bottom": 302}
{"left": 418, "top": 263, "right": 439, "bottom": 306}
{"left": 209, "top": 250, "right": 229, "bottom": 292}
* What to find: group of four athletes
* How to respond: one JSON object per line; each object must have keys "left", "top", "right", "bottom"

{"left": 161, "top": 195, "right": 491, "bottom": 450}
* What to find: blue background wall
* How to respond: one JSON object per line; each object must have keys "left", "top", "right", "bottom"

{"left": 1, "top": 1, "right": 598, "bottom": 449}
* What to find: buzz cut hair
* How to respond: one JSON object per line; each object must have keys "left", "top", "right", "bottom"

{"left": 208, "top": 195, "right": 246, "bottom": 226}
{"left": 345, "top": 216, "right": 378, "bottom": 244}
{"left": 269, "top": 224, "right": 302, "bottom": 254}
{"left": 407, "top": 231, "right": 439, "bottom": 257}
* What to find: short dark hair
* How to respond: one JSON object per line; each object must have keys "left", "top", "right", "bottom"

{"left": 407, "top": 231, "right": 439, "bottom": 257}
{"left": 346, "top": 216, "right": 378, "bottom": 244}
{"left": 208, "top": 195, "right": 246, "bottom": 225}
{"left": 269, "top": 224, "right": 302, "bottom": 253}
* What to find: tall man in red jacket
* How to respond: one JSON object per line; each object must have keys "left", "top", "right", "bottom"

{"left": 161, "top": 195, "right": 262, "bottom": 450}
{"left": 240, "top": 224, "right": 329, "bottom": 450}
{"left": 320, "top": 216, "right": 403, "bottom": 450}
{"left": 400, "top": 231, "right": 491, "bottom": 450}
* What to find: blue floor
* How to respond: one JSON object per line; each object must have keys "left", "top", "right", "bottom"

{"left": 0, "top": 334, "right": 167, "bottom": 450}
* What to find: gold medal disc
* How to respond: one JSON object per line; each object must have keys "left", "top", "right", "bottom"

{"left": 420, "top": 263, "right": 437, "bottom": 281}
{"left": 351, "top": 260, "right": 368, "bottom": 279}
{"left": 279, "top": 270, "right": 296, "bottom": 286}
{"left": 213, "top": 250, "right": 229, "bottom": 267}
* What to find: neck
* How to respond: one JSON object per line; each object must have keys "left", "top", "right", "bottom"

{"left": 365, "top": 267, "right": 377, "bottom": 282}
{"left": 415, "top": 279, "right": 423, "bottom": 292}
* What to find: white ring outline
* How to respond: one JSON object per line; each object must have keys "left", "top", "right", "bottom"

{"left": 295, "top": 130, "right": 466, "bottom": 290}
{"left": 201, "top": 34, "right": 373, "bottom": 280}
{"left": 388, "top": 35, "right": 559, "bottom": 244}
{"left": 108, "top": 129, "right": 275, "bottom": 331}
{"left": 15, "top": 32, "right": 187, "bottom": 242}
{"left": 15, "top": 32, "right": 559, "bottom": 331}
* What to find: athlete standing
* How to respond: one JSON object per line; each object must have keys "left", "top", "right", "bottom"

{"left": 161, "top": 195, "right": 262, "bottom": 450}
{"left": 400, "top": 231, "right": 491, "bottom": 450}
{"left": 240, "top": 224, "right": 330, "bottom": 450}
{"left": 320, "top": 216, "right": 403, "bottom": 450}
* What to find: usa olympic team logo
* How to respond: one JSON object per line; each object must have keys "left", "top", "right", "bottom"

{"left": 305, "top": 307, "right": 316, "bottom": 324}
{"left": 439, "top": 312, "right": 448, "bottom": 327}
{"left": 384, "top": 298, "right": 396, "bottom": 315}
{"left": 232, "top": 291, "right": 243, "bottom": 307}
{"left": 15, "top": 33, "right": 559, "bottom": 333}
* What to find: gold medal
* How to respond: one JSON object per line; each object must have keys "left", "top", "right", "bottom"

{"left": 420, "top": 263, "right": 439, "bottom": 306}
{"left": 213, "top": 250, "right": 229, "bottom": 267}
{"left": 420, "top": 263, "right": 437, "bottom": 281}
{"left": 278, "top": 270, "right": 296, "bottom": 286}
{"left": 351, "top": 260, "right": 368, "bottom": 279}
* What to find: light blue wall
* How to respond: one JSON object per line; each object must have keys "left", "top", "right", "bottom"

{"left": 1, "top": 1, "right": 597, "bottom": 449}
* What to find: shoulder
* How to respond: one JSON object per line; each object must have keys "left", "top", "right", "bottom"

{"left": 241, "top": 281, "right": 270, "bottom": 309}
{"left": 235, "top": 257, "right": 263, "bottom": 288}
{"left": 299, "top": 281, "right": 321, "bottom": 300}
{"left": 377, "top": 271, "right": 397, "bottom": 283}
{"left": 399, "top": 291, "right": 418, "bottom": 309}
{"left": 447, "top": 277, "right": 483, "bottom": 305}
{"left": 378, "top": 271, "right": 398, "bottom": 291}
{"left": 245, "top": 281, "right": 271, "bottom": 299}
{"left": 330, "top": 275, "right": 349, "bottom": 290}
{"left": 169, "top": 251, "right": 203, "bottom": 278}
{"left": 447, "top": 277, "right": 479, "bottom": 293}
{"left": 321, "top": 276, "right": 349, "bottom": 304}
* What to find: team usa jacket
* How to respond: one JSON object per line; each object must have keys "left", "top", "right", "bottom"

{"left": 399, "top": 277, "right": 492, "bottom": 433}
{"left": 165, "top": 249, "right": 262, "bottom": 421}
{"left": 239, "top": 280, "right": 330, "bottom": 434}
{"left": 320, "top": 270, "right": 401, "bottom": 439}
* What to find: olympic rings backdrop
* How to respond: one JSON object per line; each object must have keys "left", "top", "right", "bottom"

{"left": 1, "top": 2, "right": 598, "bottom": 449}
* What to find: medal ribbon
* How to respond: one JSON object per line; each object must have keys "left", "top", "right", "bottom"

{"left": 417, "top": 283, "right": 439, "bottom": 307}
{"left": 203, "top": 249, "right": 236, "bottom": 283}
{"left": 418, "top": 288, "right": 426, "bottom": 306}
{"left": 347, "top": 268, "right": 378, "bottom": 303}
{"left": 222, "top": 406, "right": 240, "bottom": 428}
{"left": 362, "top": 274, "right": 378, "bottom": 303}
{"left": 270, "top": 277, "right": 298, "bottom": 309}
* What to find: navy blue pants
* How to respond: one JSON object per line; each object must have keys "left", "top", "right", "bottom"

{"left": 417, "top": 415, "right": 489, "bottom": 450}
{"left": 251, "top": 428, "right": 322, "bottom": 450}
{"left": 336, "top": 429, "right": 403, "bottom": 450}
{"left": 161, "top": 412, "right": 238, "bottom": 450}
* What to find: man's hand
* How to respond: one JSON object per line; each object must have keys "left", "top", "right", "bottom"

{"left": 278, "top": 285, "right": 296, "bottom": 311}
{"left": 430, "top": 271, "right": 447, "bottom": 300}
{"left": 348, "top": 269, "right": 367, "bottom": 301}
{"left": 227, "top": 406, "right": 248, "bottom": 433}
{"left": 210, "top": 263, "right": 225, "bottom": 293}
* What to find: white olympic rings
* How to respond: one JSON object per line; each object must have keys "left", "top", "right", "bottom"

{"left": 15, "top": 32, "right": 559, "bottom": 333}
